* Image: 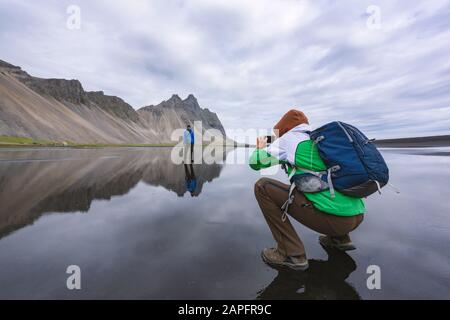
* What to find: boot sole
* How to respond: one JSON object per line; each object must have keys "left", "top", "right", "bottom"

{"left": 319, "top": 237, "right": 356, "bottom": 251}
{"left": 261, "top": 252, "right": 309, "bottom": 271}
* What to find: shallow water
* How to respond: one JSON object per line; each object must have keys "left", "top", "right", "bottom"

{"left": 0, "top": 147, "right": 449, "bottom": 299}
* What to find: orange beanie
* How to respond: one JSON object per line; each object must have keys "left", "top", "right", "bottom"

{"left": 274, "top": 109, "right": 309, "bottom": 137}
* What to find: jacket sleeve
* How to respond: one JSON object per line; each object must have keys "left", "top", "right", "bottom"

{"left": 183, "top": 131, "right": 189, "bottom": 143}
{"left": 249, "top": 148, "right": 280, "bottom": 171}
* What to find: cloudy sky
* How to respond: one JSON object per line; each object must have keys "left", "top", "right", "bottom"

{"left": 1, "top": 0, "right": 450, "bottom": 138}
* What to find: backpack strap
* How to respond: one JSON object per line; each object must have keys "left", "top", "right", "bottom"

{"left": 327, "top": 168, "right": 335, "bottom": 198}
{"left": 281, "top": 182, "right": 296, "bottom": 222}
{"left": 288, "top": 164, "right": 339, "bottom": 199}
{"left": 279, "top": 144, "right": 341, "bottom": 219}
{"left": 294, "top": 166, "right": 327, "bottom": 179}
{"left": 280, "top": 164, "right": 299, "bottom": 221}
{"left": 280, "top": 164, "right": 326, "bottom": 221}
{"left": 298, "top": 166, "right": 336, "bottom": 198}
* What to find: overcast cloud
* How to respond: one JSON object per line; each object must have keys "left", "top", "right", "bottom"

{"left": 1, "top": 0, "right": 450, "bottom": 138}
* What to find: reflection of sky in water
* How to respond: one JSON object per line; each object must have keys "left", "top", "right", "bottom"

{"left": 0, "top": 148, "right": 448, "bottom": 299}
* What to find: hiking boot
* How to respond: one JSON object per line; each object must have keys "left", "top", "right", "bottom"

{"left": 319, "top": 235, "right": 356, "bottom": 251}
{"left": 261, "top": 248, "right": 308, "bottom": 271}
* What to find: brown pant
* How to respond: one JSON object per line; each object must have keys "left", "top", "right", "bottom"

{"left": 254, "top": 177, "right": 363, "bottom": 257}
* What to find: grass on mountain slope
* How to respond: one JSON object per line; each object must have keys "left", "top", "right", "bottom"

{"left": 0, "top": 135, "right": 61, "bottom": 146}
{"left": 0, "top": 135, "right": 229, "bottom": 148}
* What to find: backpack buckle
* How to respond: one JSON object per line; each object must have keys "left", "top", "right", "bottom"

{"left": 330, "top": 165, "right": 341, "bottom": 172}
{"left": 314, "top": 136, "right": 325, "bottom": 143}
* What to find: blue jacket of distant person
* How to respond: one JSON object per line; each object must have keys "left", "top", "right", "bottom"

{"left": 189, "top": 128, "right": 194, "bottom": 144}
{"left": 186, "top": 178, "right": 197, "bottom": 193}
{"left": 183, "top": 129, "right": 192, "bottom": 144}
{"left": 184, "top": 128, "right": 194, "bottom": 144}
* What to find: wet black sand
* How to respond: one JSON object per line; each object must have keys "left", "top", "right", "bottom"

{"left": 375, "top": 135, "right": 450, "bottom": 148}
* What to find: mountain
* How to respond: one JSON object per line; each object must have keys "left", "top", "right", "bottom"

{"left": 138, "top": 94, "right": 225, "bottom": 141}
{"left": 0, "top": 59, "right": 227, "bottom": 144}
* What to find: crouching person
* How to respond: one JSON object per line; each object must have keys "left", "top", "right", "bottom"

{"left": 250, "top": 110, "right": 365, "bottom": 271}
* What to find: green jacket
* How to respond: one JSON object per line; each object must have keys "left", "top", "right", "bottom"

{"left": 249, "top": 140, "right": 365, "bottom": 216}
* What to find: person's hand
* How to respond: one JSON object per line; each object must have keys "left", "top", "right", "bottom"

{"left": 256, "top": 136, "right": 268, "bottom": 149}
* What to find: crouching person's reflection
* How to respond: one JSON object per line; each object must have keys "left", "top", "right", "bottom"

{"left": 184, "top": 164, "right": 197, "bottom": 197}
{"left": 257, "top": 246, "right": 360, "bottom": 300}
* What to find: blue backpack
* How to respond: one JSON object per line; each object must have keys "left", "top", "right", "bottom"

{"left": 281, "top": 121, "right": 389, "bottom": 218}
{"left": 306, "top": 121, "right": 389, "bottom": 198}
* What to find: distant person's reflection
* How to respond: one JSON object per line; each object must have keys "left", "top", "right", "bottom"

{"left": 257, "top": 246, "right": 360, "bottom": 300}
{"left": 184, "top": 164, "right": 197, "bottom": 197}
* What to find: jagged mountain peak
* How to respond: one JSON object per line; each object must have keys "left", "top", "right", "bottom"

{"left": 184, "top": 94, "right": 197, "bottom": 102}
{"left": 165, "top": 94, "right": 199, "bottom": 105}
{"left": 168, "top": 94, "right": 182, "bottom": 102}
{"left": 183, "top": 94, "right": 200, "bottom": 109}
{"left": 137, "top": 93, "right": 225, "bottom": 135}
{"left": 0, "top": 59, "right": 227, "bottom": 143}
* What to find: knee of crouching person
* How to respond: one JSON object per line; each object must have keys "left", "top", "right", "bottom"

{"left": 254, "top": 177, "right": 268, "bottom": 197}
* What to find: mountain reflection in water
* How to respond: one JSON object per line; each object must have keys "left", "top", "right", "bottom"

{"left": 0, "top": 147, "right": 227, "bottom": 239}
{"left": 0, "top": 147, "right": 449, "bottom": 299}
